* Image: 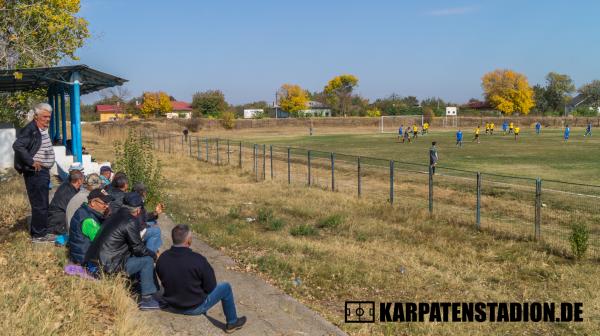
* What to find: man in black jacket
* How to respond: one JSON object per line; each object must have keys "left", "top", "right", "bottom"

{"left": 47, "top": 170, "right": 84, "bottom": 235}
{"left": 156, "top": 224, "right": 246, "bottom": 333}
{"left": 84, "top": 192, "right": 159, "bottom": 310}
{"left": 12, "top": 103, "right": 56, "bottom": 242}
{"left": 106, "top": 173, "right": 128, "bottom": 215}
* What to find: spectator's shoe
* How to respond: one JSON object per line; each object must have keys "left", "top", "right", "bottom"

{"left": 138, "top": 296, "right": 161, "bottom": 310}
{"left": 225, "top": 316, "right": 247, "bottom": 333}
{"left": 31, "top": 234, "right": 57, "bottom": 243}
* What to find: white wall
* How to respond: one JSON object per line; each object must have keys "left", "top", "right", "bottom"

{"left": 0, "top": 126, "right": 16, "bottom": 170}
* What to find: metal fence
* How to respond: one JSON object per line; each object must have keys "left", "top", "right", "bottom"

{"left": 94, "top": 126, "right": 600, "bottom": 260}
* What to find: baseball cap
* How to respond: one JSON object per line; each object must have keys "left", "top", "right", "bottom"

{"left": 88, "top": 188, "right": 114, "bottom": 203}
{"left": 100, "top": 166, "right": 113, "bottom": 173}
{"left": 85, "top": 173, "right": 102, "bottom": 189}
{"left": 69, "top": 162, "right": 84, "bottom": 172}
{"left": 123, "top": 192, "right": 144, "bottom": 207}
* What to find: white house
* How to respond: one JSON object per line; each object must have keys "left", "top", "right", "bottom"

{"left": 299, "top": 101, "right": 332, "bottom": 117}
{"left": 244, "top": 109, "right": 264, "bottom": 119}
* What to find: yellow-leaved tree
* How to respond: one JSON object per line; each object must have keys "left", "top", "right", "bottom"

{"left": 140, "top": 92, "right": 172, "bottom": 117}
{"left": 481, "top": 69, "right": 535, "bottom": 115}
{"left": 323, "top": 74, "right": 359, "bottom": 116}
{"left": 277, "top": 84, "right": 309, "bottom": 116}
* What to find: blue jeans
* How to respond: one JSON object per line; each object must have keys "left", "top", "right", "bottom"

{"left": 180, "top": 282, "right": 238, "bottom": 324}
{"left": 143, "top": 226, "right": 162, "bottom": 253}
{"left": 124, "top": 256, "right": 157, "bottom": 296}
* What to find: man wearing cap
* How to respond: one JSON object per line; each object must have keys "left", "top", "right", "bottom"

{"left": 12, "top": 103, "right": 56, "bottom": 242}
{"left": 66, "top": 173, "right": 103, "bottom": 229}
{"left": 47, "top": 170, "right": 84, "bottom": 235}
{"left": 107, "top": 172, "right": 129, "bottom": 215}
{"left": 84, "top": 192, "right": 160, "bottom": 310}
{"left": 99, "top": 166, "right": 112, "bottom": 187}
{"left": 68, "top": 188, "right": 113, "bottom": 264}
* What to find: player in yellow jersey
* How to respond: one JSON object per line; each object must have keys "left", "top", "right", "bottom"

{"left": 472, "top": 126, "right": 481, "bottom": 143}
{"left": 514, "top": 126, "right": 520, "bottom": 141}
{"left": 490, "top": 122, "right": 495, "bottom": 135}
{"left": 485, "top": 122, "right": 490, "bottom": 134}
{"left": 509, "top": 122, "right": 514, "bottom": 134}
{"left": 412, "top": 124, "right": 418, "bottom": 139}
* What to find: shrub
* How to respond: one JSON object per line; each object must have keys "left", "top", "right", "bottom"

{"left": 423, "top": 106, "right": 434, "bottom": 123}
{"left": 267, "top": 218, "right": 285, "bottom": 231}
{"left": 290, "top": 224, "right": 317, "bottom": 237}
{"left": 113, "top": 130, "right": 163, "bottom": 207}
{"left": 228, "top": 206, "right": 240, "bottom": 219}
{"left": 569, "top": 222, "right": 589, "bottom": 260}
{"left": 221, "top": 111, "right": 236, "bottom": 129}
{"left": 257, "top": 208, "right": 274, "bottom": 223}
{"left": 366, "top": 108, "right": 381, "bottom": 117}
{"left": 317, "top": 214, "right": 343, "bottom": 229}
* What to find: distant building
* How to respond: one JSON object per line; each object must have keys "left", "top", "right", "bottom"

{"left": 565, "top": 94, "right": 600, "bottom": 115}
{"left": 299, "top": 101, "right": 332, "bottom": 117}
{"left": 244, "top": 109, "right": 264, "bottom": 119}
{"left": 136, "top": 100, "right": 193, "bottom": 119}
{"left": 96, "top": 104, "right": 136, "bottom": 122}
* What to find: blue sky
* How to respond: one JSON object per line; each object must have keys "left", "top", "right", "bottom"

{"left": 73, "top": 0, "right": 600, "bottom": 105}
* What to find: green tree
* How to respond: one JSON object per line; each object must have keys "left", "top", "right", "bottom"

{"left": 578, "top": 80, "right": 600, "bottom": 109}
{"left": 323, "top": 74, "right": 359, "bottom": 116}
{"left": 191, "top": 90, "right": 229, "bottom": 117}
{"left": 544, "top": 72, "right": 575, "bottom": 112}
{"left": 0, "top": 0, "right": 90, "bottom": 126}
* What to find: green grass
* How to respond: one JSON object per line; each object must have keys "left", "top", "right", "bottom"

{"left": 240, "top": 128, "right": 600, "bottom": 184}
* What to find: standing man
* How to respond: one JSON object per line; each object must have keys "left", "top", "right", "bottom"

{"left": 514, "top": 125, "right": 521, "bottom": 141}
{"left": 156, "top": 224, "right": 247, "bottom": 333}
{"left": 564, "top": 125, "right": 570, "bottom": 143}
{"left": 429, "top": 141, "right": 439, "bottom": 175}
{"left": 47, "top": 170, "right": 84, "bottom": 235}
{"left": 502, "top": 121, "right": 508, "bottom": 135}
{"left": 490, "top": 122, "right": 495, "bottom": 135}
{"left": 584, "top": 122, "right": 592, "bottom": 137}
{"left": 535, "top": 121, "right": 542, "bottom": 135}
{"left": 397, "top": 125, "right": 403, "bottom": 141}
{"left": 456, "top": 129, "right": 463, "bottom": 148}
{"left": 13, "top": 103, "right": 56, "bottom": 243}
{"left": 472, "top": 126, "right": 481, "bottom": 143}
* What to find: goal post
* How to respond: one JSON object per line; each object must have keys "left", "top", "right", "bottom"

{"left": 380, "top": 115, "right": 424, "bottom": 133}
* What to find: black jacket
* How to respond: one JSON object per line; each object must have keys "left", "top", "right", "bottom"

{"left": 84, "top": 207, "right": 156, "bottom": 274}
{"left": 47, "top": 182, "right": 79, "bottom": 234}
{"left": 12, "top": 121, "right": 42, "bottom": 173}
{"left": 156, "top": 246, "right": 217, "bottom": 310}
{"left": 106, "top": 185, "right": 126, "bottom": 216}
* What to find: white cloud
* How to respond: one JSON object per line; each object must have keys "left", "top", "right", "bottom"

{"left": 427, "top": 6, "right": 477, "bottom": 16}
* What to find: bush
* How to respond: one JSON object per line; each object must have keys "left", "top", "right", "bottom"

{"left": 113, "top": 130, "right": 163, "bottom": 207}
{"left": 290, "top": 224, "right": 317, "bottom": 237}
{"left": 221, "top": 111, "right": 236, "bottom": 129}
{"left": 569, "top": 222, "right": 589, "bottom": 260}
{"left": 257, "top": 208, "right": 274, "bottom": 223}
{"left": 423, "top": 106, "right": 434, "bottom": 123}
{"left": 573, "top": 105, "right": 599, "bottom": 117}
{"left": 267, "top": 218, "right": 285, "bottom": 231}
{"left": 182, "top": 118, "right": 201, "bottom": 132}
{"left": 366, "top": 108, "right": 381, "bottom": 117}
{"left": 317, "top": 214, "right": 343, "bottom": 229}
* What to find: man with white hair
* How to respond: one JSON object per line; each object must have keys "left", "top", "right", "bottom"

{"left": 12, "top": 103, "right": 56, "bottom": 243}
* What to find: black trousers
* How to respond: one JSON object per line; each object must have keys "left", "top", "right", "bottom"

{"left": 24, "top": 168, "right": 50, "bottom": 237}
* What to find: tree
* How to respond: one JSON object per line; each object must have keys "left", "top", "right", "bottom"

{"left": 578, "top": 80, "right": 600, "bottom": 109}
{"left": 544, "top": 72, "right": 575, "bottom": 112}
{"left": 481, "top": 69, "right": 535, "bottom": 115}
{"left": 191, "top": 90, "right": 228, "bottom": 117}
{"left": 140, "top": 92, "right": 172, "bottom": 117}
{"left": 532, "top": 84, "right": 549, "bottom": 114}
{"left": 0, "top": 0, "right": 89, "bottom": 126}
{"left": 277, "top": 84, "right": 308, "bottom": 116}
{"left": 323, "top": 74, "right": 359, "bottom": 116}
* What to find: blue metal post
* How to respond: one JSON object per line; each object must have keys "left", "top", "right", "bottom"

{"left": 48, "top": 88, "right": 54, "bottom": 138}
{"left": 69, "top": 86, "right": 76, "bottom": 156}
{"left": 54, "top": 91, "right": 60, "bottom": 141}
{"left": 60, "top": 86, "right": 67, "bottom": 146}
{"left": 70, "top": 81, "right": 82, "bottom": 162}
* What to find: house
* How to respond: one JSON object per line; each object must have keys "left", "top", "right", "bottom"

{"left": 565, "top": 94, "right": 600, "bottom": 115}
{"left": 96, "top": 104, "right": 136, "bottom": 122}
{"left": 299, "top": 101, "right": 332, "bottom": 117}
{"left": 244, "top": 109, "right": 264, "bottom": 119}
{"left": 135, "top": 99, "right": 193, "bottom": 119}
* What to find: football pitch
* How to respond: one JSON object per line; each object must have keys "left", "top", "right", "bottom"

{"left": 237, "top": 127, "right": 600, "bottom": 185}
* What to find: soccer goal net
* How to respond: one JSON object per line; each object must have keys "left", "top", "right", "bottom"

{"left": 380, "top": 115, "right": 424, "bottom": 133}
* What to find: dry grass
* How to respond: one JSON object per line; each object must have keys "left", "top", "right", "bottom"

{"left": 0, "top": 175, "right": 152, "bottom": 336}
{"left": 82, "top": 125, "right": 600, "bottom": 335}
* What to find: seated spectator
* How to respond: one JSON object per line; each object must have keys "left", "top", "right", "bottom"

{"left": 66, "top": 173, "right": 103, "bottom": 230}
{"left": 106, "top": 172, "right": 128, "bottom": 214}
{"left": 99, "top": 166, "right": 112, "bottom": 187}
{"left": 47, "top": 170, "right": 84, "bottom": 235}
{"left": 84, "top": 192, "right": 159, "bottom": 310}
{"left": 68, "top": 188, "right": 113, "bottom": 264}
{"left": 156, "top": 224, "right": 247, "bottom": 333}
{"left": 133, "top": 183, "right": 163, "bottom": 253}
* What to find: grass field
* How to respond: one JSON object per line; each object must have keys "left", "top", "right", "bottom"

{"left": 224, "top": 128, "right": 600, "bottom": 185}
{"left": 84, "top": 124, "right": 600, "bottom": 335}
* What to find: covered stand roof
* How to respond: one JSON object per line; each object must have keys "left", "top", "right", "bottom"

{"left": 0, "top": 64, "right": 127, "bottom": 94}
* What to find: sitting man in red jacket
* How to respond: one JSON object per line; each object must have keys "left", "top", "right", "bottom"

{"left": 156, "top": 224, "right": 247, "bottom": 333}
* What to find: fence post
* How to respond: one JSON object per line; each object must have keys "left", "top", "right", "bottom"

{"left": 254, "top": 144, "right": 258, "bottom": 181}
{"left": 181, "top": 135, "right": 184, "bottom": 153}
{"left": 307, "top": 150, "right": 311, "bottom": 186}
{"left": 287, "top": 147, "right": 291, "bottom": 184}
{"left": 331, "top": 152, "right": 335, "bottom": 191}
{"left": 252, "top": 144, "right": 256, "bottom": 175}
{"left": 357, "top": 156, "right": 361, "bottom": 198}
{"left": 389, "top": 160, "right": 394, "bottom": 204}
{"left": 270, "top": 145, "right": 273, "bottom": 180}
{"left": 239, "top": 142, "right": 242, "bottom": 168}
{"left": 262, "top": 144, "right": 266, "bottom": 180}
{"left": 476, "top": 172, "right": 481, "bottom": 230}
{"left": 535, "top": 178, "right": 542, "bottom": 241}
{"left": 216, "top": 139, "right": 220, "bottom": 165}
{"left": 227, "top": 139, "right": 230, "bottom": 164}
{"left": 197, "top": 137, "right": 201, "bottom": 160}
{"left": 205, "top": 138, "right": 209, "bottom": 162}
{"left": 428, "top": 165, "right": 433, "bottom": 214}
{"left": 168, "top": 135, "right": 171, "bottom": 153}
{"left": 189, "top": 136, "right": 192, "bottom": 157}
